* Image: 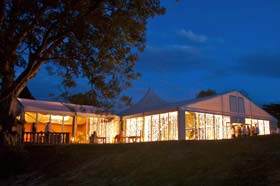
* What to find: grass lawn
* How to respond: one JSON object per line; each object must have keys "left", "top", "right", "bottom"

{"left": 1, "top": 135, "right": 280, "bottom": 186}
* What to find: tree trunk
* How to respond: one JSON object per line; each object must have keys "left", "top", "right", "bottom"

{"left": 0, "top": 94, "right": 20, "bottom": 145}
{"left": 0, "top": 58, "right": 25, "bottom": 145}
{"left": 0, "top": 95, "right": 17, "bottom": 130}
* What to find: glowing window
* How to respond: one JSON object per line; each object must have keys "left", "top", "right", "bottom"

{"left": 258, "top": 120, "right": 264, "bottom": 135}
{"left": 264, "top": 120, "right": 270, "bottom": 134}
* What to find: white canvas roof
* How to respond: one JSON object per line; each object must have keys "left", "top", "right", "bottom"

{"left": 120, "top": 89, "right": 277, "bottom": 124}
{"left": 18, "top": 98, "right": 117, "bottom": 118}
{"left": 119, "top": 88, "right": 170, "bottom": 116}
{"left": 18, "top": 98, "right": 74, "bottom": 116}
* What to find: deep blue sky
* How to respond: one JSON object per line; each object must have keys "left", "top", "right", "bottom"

{"left": 29, "top": 0, "right": 280, "bottom": 106}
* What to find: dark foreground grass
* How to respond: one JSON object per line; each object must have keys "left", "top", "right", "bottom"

{"left": 1, "top": 135, "right": 280, "bottom": 186}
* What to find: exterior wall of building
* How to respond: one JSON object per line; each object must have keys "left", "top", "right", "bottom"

{"left": 122, "top": 91, "right": 276, "bottom": 142}
{"left": 185, "top": 91, "right": 275, "bottom": 120}
{"left": 123, "top": 111, "right": 179, "bottom": 142}
{"left": 22, "top": 111, "right": 119, "bottom": 143}
{"left": 185, "top": 112, "right": 231, "bottom": 140}
{"left": 19, "top": 90, "right": 277, "bottom": 144}
{"left": 86, "top": 117, "right": 119, "bottom": 143}
{"left": 182, "top": 91, "right": 276, "bottom": 140}
{"left": 184, "top": 111, "right": 271, "bottom": 140}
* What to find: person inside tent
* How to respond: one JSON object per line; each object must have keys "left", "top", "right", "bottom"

{"left": 45, "top": 122, "right": 51, "bottom": 143}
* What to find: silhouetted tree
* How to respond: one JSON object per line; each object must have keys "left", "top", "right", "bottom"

{"left": 263, "top": 104, "right": 280, "bottom": 128}
{"left": 196, "top": 89, "right": 217, "bottom": 98}
{"left": 0, "top": 0, "right": 165, "bottom": 145}
{"left": 64, "top": 91, "right": 132, "bottom": 112}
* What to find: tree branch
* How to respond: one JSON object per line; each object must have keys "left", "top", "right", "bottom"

{"left": 41, "top": 35, "right": 66, "bottom": 56}
{"left": 12, "top": 5, "right": 48, "bottom": 55}
{"left": 11, "top": 33, "right": 66, "bottom": 100}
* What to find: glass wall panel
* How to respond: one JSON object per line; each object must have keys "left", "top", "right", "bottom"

{"left": 37, "top": 113, "right": 51, "bottom": 123}
{"left": 169, "top": 112, "right": 178, "bottom": 140}
{"left": 251, "top": 119, "right": 258, "bottom": 127}
{"left": 190, "top": 112, "right": 231, "bottom": 140}
{"left": 160, "top": 113, "right": 169, "bottom": 140}
{"left": 258, "top": 120, "right": 264, "bottom": 135}
{"left": 245, "top": 118, "right": 270, "bottom": 135}
{"left": 223, "top": 116, "right": 231, "bottom": 139}
{"left": 196, "top": 113, "right": 205, "bottom": 140}
{"left": 88, "top": 117, "right": 118, "bottom": 143}
{"left": 126, "top": 117, "right": 143, "bottom": 137}
{"left": 127, "top": 111, "right": 178, "bottom": 142}
{"left": 63, "top": 116, "right": 73, "bottom": 125}
{"left": 206, "top": 114, "right": 214, "bottom": 140}
{"left": 126, "top": 118, "right": 136, "bottom": 136}
{"left": 264, "top": 120, "right": 270, "bottom": 134}
{"left": 245, "top": 118, "right": 252, "bottom": 125}
{"left": 214, "top": 115, "right": 223, "bottom": 139}
{"left": 51, "top": 115, "right": 63, "bottom": 124}
{"left": 137, "top": 117, "right": 143, "bottom": 137}
{"left": 151, "top": 115, "right": 160, "bottom": 141}
{"left": 185, "top": 112, "right": 195, "bottom": 140}
{"left": 106, "top": 120, "right": 119, "bottom": 143}
{"left": 89, "top": 117, "right": 98, "bottom": 135}
{"left": 144, "top": 116, "right": 151, "bottom": 142}
{"left": 25, "top": 112, "right": 36, "bottom": 123}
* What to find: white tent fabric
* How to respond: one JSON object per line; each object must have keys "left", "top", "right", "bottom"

{"left": 18, "top": 98, "right": 74, "bottom": 116}
{"left": 119, "top": 88, "right": 170, "bottom": 116}
{"left": 120, "top": 89, "right": 277, "bottom": 125}
{"left": 18, "top": 98, "right": 115, "bottom": 118}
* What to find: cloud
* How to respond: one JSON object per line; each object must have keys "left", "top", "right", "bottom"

{"left": 136, "top": 44, "right": 217, "bottom": 74}
{"left": 196, "top": 53, "right": 280, "bottom": 81}
{"left": 235, "top": 53, "right": 280, "bottom": 78}
{"left": 177, "top": 29, "right": 208, "bottom": 43}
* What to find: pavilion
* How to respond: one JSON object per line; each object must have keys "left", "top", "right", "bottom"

{"left": 17, "top": 98, "right": 119, "bottom": 143}
{"left": 16, "top": 89, "right": 277, "bottom": 144}
{"left": 119, "top": 89, "right": 277, "bottom": 142}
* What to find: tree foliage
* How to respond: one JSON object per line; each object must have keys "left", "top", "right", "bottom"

{"left": 65, "top": 91, "right": 132, "bottom": 111}
{"left": 196, "top": 89, "right": 217, "bottom": 99}
{"left": 0, "top": 0, "right": 165, "bottom": 140}
{"left": 263, "top": 104, "right": 280, "bottom": 128}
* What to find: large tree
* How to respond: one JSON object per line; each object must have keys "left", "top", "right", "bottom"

{"left": 263, "top": 104, "right": 280, "bottom": 128}
{"left": 0, "top": 0, "right": 165, "bottom": 141}
{"left": 196, "top": 89, "right": 217, "bottom": 99}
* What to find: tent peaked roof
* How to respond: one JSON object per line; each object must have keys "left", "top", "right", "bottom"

{"left": 119, "top": 88, "right": 169, "bottom": 116}
{"left": 136, "top": 88, "right": 168, "bottom": 107}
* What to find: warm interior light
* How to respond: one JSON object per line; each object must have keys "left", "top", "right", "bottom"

{"left": 51, "top": 115, "right": 63, "bottom": 120}
{"left": 126, "top": 111, "right": 178, "bottom": 142}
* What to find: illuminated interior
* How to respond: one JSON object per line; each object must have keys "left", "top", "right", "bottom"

{"left": 125, "top": 111, "right": 178, "bottom": 142}
{"left": 24, "top": 112, "right": 73, "bottom": 134}
{"left": 245, "top": 118, "right": 270, "bottom": 135}
{"left": 87, "top": 117, "right": 119, "bottom": 143}
{"left": 23, "top": 112, "right": 119, "bottom": 143}
{"left": 185, "top": 112, "right": 270, "bottom": 140}
{"left": 185, "top": 112, "right": 231, "bottom": 140}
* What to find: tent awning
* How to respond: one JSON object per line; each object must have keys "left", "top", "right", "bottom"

{"left": 18, "top": 98, "right": 74, "bottom": 116}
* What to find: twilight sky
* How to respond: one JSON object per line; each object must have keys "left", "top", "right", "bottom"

{"left": 29, "top": 0, "right": 280, "bottom": 106}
